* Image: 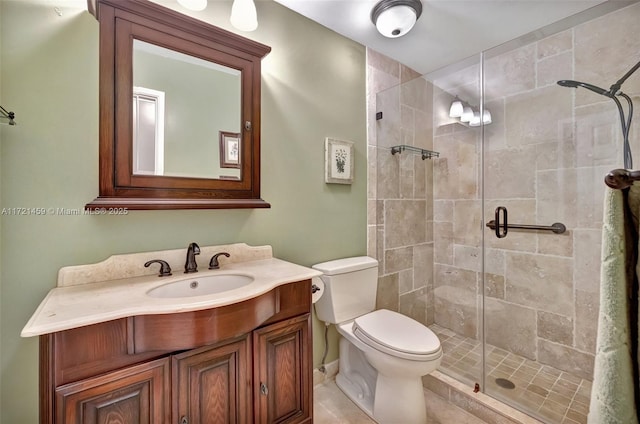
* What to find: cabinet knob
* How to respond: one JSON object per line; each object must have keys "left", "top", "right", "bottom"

{"left": 180, "top": 416, "right": 188, "bottom": 424}
{"left": 260, "top": 382, "right": 269, "bottom": 396}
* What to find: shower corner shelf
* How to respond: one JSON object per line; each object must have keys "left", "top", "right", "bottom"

{"left": 390, "top": 145, "right": 440, "bottom": 160}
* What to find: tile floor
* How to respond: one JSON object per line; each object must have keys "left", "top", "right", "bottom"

{"left": 313, "top": 379, "right": 489, "bottom": 424}
{"left": 430, "top": 324, "right": 592, "bottom": 424}
{"left": 314, "top": 380, "right": 375, "bottom": 423}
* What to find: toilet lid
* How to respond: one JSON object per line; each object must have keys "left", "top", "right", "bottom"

{"left": 353, "top": 309, "right": 441, "bottom": 357}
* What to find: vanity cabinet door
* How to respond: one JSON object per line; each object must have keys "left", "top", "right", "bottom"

{"left": 253, "top": 314, "right": 312, "bottom": 424}
{"left": 55, "top": 357, "right": 170, "bottom": 424}
{"left": 173, "top": 335, "right": 252, "bottom": 424}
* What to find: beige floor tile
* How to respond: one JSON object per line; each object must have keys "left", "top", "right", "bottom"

{"left": 314, "top": 380, "right": 375, "bottom": 423}
{"left": 426, "top": 391, "right": 489, "bottom": 424}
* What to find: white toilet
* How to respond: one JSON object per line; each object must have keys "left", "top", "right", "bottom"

{"left": 313, "top": 256, "right": 442, "bottom": 424}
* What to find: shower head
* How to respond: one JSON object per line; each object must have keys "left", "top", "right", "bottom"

{"left": 556, "top": 80, "right": 611, "bottom": 97}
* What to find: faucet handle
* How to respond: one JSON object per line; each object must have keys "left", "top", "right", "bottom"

{"left": 144, "top": 259, "right": 172, "bottom": 277}
{"left": 209, "top": 252, "right": 231, "bottom": 269}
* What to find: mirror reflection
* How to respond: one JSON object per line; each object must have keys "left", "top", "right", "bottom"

{"left": 132, "top": 40, "right": 242, "bottom": 180}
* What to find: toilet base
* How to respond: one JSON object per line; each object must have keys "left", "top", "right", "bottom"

{"left": 335, "top": 336, "right": 429, "bottom": 424}
{"left": 373, "top": 373, "right": 427, "bottom": 423}
{"left": 336, "top": 373, "right": 374, "bottom": 417}
{"left": 336, "top": 371, "right": 428, "bottom": 424}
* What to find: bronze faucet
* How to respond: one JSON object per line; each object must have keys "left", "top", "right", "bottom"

{"left": 144, "top": 259, "right": 172, "bottom": 277}
{"left": 184, "top": 242, "right": 200, "bottom": 273}
{"left": 209, "top": 252, "right": 230, "bottom": 269}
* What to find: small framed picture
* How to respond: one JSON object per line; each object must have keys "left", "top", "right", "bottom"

{"left": 325, "top": 137, "right": 354, "bottom": 184}
{"left": 219, "top": 131, "right": 241, "bottom": 168}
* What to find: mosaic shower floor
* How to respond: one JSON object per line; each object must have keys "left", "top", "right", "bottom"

{"left": 430, "top": 324, "right": 592, "bottom": 424}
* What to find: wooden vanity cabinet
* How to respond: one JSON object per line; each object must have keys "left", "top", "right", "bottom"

{"left": 40, "top": 281, "right": 312, "bottom": 424}
{"left": 254, "top": 315, "right": 311, "bottom": 424}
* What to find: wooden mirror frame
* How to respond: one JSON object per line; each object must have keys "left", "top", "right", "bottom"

{"left": 85, "top": 0, "right": 271, "bottom": 210}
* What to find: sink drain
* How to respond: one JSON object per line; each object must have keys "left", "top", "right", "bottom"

{"left": 495, "top": 378, "right": 516, "bottom": 389}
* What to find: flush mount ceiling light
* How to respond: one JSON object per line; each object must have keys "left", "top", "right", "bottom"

{"left": 230, "top": 0, "right": 258, "bottom": 32}
{"left": 177, "top": 0, "right": 207, "bottom": 11}
{"left": 371, "top": 0, "right": 423, "bottom": 38}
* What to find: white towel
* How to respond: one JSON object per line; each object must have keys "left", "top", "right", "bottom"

{"left": 588, "top": 187, "right": 639, "bottom": 424}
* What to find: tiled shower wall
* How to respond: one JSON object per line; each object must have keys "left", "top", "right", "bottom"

{"left": 366, "top": 50, "right": 436, "bottom": 326}
{"left": 367, "top": 2, "right": 640, "bottom": 382}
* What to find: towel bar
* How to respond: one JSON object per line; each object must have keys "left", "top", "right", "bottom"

{"left": 486, "top": 220, "right": 566, "bottom": 234}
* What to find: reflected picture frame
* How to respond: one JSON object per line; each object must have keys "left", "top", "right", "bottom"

{"left": 325, "top": 137, "right": 354, "bottom": 184}
{"left": 220, "top": 131, "right": 241, "bottom": 168}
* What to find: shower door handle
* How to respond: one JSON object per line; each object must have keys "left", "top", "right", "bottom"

{"left": 493, "top": 206, "right": 508, "bottom": 238}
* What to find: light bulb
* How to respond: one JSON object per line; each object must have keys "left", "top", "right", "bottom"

{"left": 449, "top": 100, "right": 463, "bottom": 118}
{"left": 177, "top": 0, "right": 207, "bottom": 11}
{"left": 469, "top": 111, "right": 481, "bottom": 126}
{"left": 460, "top": 106, "right": 474, "bottom": 123}
{"left": 482, "top": 109, "right": 492, "bottom": 124}
{"left": 230, "top": 0, "right": 258, "bottom": 32}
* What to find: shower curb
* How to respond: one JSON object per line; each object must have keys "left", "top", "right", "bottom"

{"left": 423, "top": 370, "right": 544, "bottom": 424}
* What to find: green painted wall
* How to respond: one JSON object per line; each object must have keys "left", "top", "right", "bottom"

{"left": 0, "top": 0, "right": 366, "bottom": 421}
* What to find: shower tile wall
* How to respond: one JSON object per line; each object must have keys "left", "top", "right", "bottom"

{"left": 366, "top": 49, "right": 436, "bottom": 327}
{"left": 431, "top": 2, "right": 640, "bottom": 382}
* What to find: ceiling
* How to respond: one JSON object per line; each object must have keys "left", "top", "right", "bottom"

{"left": 273, "top": 0, "right": 610, "bottom": 75}
{"left": 39, "top": 0, "right": 627, "bottom": 75}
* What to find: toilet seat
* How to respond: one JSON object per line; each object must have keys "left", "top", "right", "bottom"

{"left": 352, "top": 309, "right": 442, "bottom": 361}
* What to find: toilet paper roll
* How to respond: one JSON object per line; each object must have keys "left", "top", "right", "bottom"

{"left": 311, "top": 277, "right": 324, "bottom": 303}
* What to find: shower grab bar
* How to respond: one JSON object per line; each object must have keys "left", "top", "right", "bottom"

{"left": 486, "top": 220, "right": 567, "bottom": 234}
{"left": 604, "top": 168, "right": 640, "bottom": 189}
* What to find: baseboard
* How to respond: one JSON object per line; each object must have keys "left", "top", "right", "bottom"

{"left": 313, "top": 359, "right": 339, "bottom": 386}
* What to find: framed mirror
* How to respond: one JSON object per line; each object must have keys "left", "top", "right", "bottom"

{"left": 85, "top": 0, "right": 271, "bottom": 210}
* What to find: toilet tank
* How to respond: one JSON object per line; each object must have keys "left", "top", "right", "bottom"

{"left": 312, "top": 256, "right": 378, "bottom": 324}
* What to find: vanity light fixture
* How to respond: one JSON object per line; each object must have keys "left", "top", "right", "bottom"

{"left": 177, "top": 0, "right": 207, "bottom": 11}
{"left": 371, "top": 0, "right": 423, "bottom": 38}
{"left": 449, "top": 98, "right": 491, "bottom": 127}
{"left": 230, "top": 0, "right": 258, "bottom": 32}
{"left": 0, "top": 106, "right": 16, "bottom": 126}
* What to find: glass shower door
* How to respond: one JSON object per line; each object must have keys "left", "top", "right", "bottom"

{"left": 479, "top": 12, "right": 619, "bottom": 420}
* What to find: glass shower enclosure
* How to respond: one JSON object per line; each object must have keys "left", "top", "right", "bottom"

{"left": 373, "top": 1, "right": 640, "bottom": 422}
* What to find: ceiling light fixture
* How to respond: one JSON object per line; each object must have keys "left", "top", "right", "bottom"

{"left": 371, "top": 0, "right": 422, "bottom": 38}
{"left": 230, "top": 0, "right": 258, "bottom": 32}
{"left": 177, "top": 0, "right": 207, "bottom": 12}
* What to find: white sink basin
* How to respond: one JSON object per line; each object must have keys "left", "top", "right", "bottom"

{"left": 147, "top": 274, "right": 254, "bottom": 298}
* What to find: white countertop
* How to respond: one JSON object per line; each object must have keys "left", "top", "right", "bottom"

{"left": 21, "top": 245, "right": 322, "bottom": 337}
